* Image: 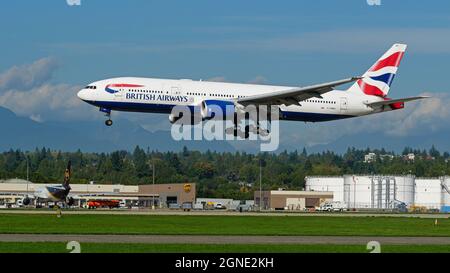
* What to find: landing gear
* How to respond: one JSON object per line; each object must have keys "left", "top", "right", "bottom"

{"left": 229, "top": 113, "right": 269, "bottom": 139}
{"left": 105, "top": 119, "right": 113, "bottom": 126}
{"left": 100, "top": 108, "right": 113, "bottom": 127}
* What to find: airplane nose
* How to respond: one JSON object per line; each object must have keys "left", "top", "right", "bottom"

{"left": 77, "top": 89, "right": 89, "bottom": 101}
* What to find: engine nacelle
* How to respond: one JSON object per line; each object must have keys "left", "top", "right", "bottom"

{"left": 169, "top": 112, "right": 183, "bottom": 124}
{"left": 22, "top": 197, "right": 31, "bottom": 206}
{"left": 200, "top": 100, "right": 235, "bottom": 120}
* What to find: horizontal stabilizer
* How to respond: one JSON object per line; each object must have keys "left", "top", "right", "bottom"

{"left": 366, "top": 96, "right": 430, "bottom": 108}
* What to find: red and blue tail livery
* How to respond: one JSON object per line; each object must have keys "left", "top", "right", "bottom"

{"left": 355, "top": 44, "right": 407, "bottom": 97}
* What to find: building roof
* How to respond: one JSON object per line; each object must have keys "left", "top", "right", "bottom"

{"left": 0, "top": 179, "right": 33, "bottom": 184}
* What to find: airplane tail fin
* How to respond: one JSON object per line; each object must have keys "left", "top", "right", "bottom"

{"left": 63, "top": 161, "right": 71, "bottom": 189}
{"left": 347, "top": 44, "right": 407, "bottom": 97}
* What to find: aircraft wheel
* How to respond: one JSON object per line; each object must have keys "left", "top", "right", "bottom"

{"left": 105, "top": 119, "right": 113, "bottom": 126}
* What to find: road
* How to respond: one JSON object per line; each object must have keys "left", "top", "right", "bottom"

{"left": 0, "top": 209, "right": 449, "bottom": 218}
{"left": 0, "top": 234, "right": 449, "bottom": 245}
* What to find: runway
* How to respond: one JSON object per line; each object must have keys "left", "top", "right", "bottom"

{"left": 1, "top": 209, "right": 449, "bottom": 218}
{"left": 0, "top": 234, "right": 449, "bottom": 245}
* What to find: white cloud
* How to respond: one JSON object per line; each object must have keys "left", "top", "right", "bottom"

{"left": 29, "top": 114, "right": 43, "bottom": 123}
{"left": 277, "top": 92, "right": 450, "bottom": 148}
{"left": 0, "top": 83, "right": 96, "bottom": 122}
{"left": 0, "top": 58, "right": 95, "bottom": 122}
{"left": 0, "top": 58, "right": 59, "bottom": 92}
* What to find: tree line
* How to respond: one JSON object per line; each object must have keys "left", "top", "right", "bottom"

{"left": 0, "top": 146, "right": 448, "bottom": 199}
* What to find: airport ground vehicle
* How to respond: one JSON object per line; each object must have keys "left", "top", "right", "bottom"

{"left": 215, "top": 203, "right": 226, "bottom": 210}
{"left": 317, "top": 202, "right": 347, "bottom": 212}
{"left": 87, "top": 200, "right": 120, "bottom": 209}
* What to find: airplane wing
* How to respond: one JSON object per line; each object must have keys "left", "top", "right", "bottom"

{"left": 366, "top": 96, "right": 430, "bottom": 108}
{"left": 237, "top": 77, "right": 361, "bottom": 106}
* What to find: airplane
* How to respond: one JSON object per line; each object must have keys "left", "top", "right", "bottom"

{"left": 23, "top": 161, "right": 74, "bottom": 208}
{"left": 77, "top": 44, "right": 429, "bottom": 136}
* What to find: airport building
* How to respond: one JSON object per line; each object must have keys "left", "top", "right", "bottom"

{"left": 254, "top": 189, "right": 333, "bottom": 210}
{"left": 305, "top": 175, "right": 450, "bottom": 211}
{"left": 0, "top": 179, "right": 196, "bottom": 208}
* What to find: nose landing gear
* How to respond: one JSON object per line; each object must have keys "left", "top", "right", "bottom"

{"left": 100, "top": 108, "right": 113, "bottom": 127}
{"left": 105, "top": 119, "right": 113, "bottom": 126}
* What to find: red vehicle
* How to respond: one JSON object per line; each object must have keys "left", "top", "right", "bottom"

{"left": 87, "top": 200, "right": 120, "bottom": 209}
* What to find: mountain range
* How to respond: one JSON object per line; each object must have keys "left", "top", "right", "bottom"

{"left": 0, "top": 106, "right": 234, "bottom": 153}
{"left": 0, "top": 106, "right": 448, "bottom": 153}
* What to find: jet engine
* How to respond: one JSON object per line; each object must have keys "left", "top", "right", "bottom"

{"left": 200, "top": 100, "right": 235, "bottom": 120}
{"left": 22, "top": 197, "right": 31, "bottom": 206}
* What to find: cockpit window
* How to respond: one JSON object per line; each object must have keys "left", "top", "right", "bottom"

{"left": 85, "top": 86, "right": 97, "bottom": 89}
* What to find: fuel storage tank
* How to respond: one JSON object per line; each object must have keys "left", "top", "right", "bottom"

{"left": 393, "top": 175, "right": 415, "bottom": 206}
{"left": 414, "top": 178, "right": 442, "bottom": 210}
{"left": 305, "top": 176, "right": 344, "bottom": 203}
{"left": 343, "top": 175, "right": 414, "bottom": 209}
{"left": 344, "top": 175, "right": 373, "bottom": 209}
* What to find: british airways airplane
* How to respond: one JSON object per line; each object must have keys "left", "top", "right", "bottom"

{"left": 77, "top": 44, "right": 428, "bottom": 132}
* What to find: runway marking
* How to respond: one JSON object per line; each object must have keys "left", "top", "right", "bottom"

{"left": 0, "top": 234, "right": 449, "bottom": 245}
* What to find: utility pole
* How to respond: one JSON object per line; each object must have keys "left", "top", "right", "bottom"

{"left": 259, "top": 157, "right": 262, "bottom": 211}
{"left": 151, "top": 158, "right": 155, "bottom": 210}
{"left": 25, "top": 155, "right": 29, "bottom": 195}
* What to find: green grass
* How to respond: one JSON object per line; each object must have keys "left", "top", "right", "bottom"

{"left": 0, "top": 242, "right": 448, "bottom": 253}
{"left": 0, "top": 214, "right": 449, "bottom": 236}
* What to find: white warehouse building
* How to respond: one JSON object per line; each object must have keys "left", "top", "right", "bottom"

{"left": 306, "top": 175, "right": 450, "bottom": 211}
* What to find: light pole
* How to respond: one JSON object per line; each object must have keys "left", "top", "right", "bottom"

{"left": 259, "top": 158, "right": 262, "bottom": 211}
{"left": 149, "top": 158, "right": 156, "bottom": 210}
{"left": 25, "top": 155, "right": 29, "bottom": 195}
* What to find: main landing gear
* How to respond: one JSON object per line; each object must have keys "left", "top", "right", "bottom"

{"left": 230, "top": 114, "right": 270, "bottom": 139}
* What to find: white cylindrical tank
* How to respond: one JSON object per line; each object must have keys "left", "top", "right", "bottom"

{"left": 344, "top": 175, "right": 372, "bottom": 209}
{"left": 305, "top": 177, "right": 344, "bottom": 203}
{"left": 394, "top": 175, "right": 415, "bottom": 206}
{"left": 442, "top": 176, "right": 450, "bottom": 206}
{"left": 414, "top": 178, "right": 441, "bottom": 210}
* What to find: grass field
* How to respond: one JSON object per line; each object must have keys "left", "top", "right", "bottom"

{"left": 0, "top": 214, "right": 449, "bottom": 236}
{"left": 0, "top": 242, "right": 448, "bottom": 253}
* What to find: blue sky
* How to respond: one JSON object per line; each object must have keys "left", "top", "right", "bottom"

{"left": 0, "top": 0, "right": 449, "bottom": 151}
{"left": 1, "top": 1, "right": 450, "bottom": 90}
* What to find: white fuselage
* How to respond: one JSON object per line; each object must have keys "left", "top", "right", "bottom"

{"left": 77, "top": 77, "right": 384, "bottom": 122}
